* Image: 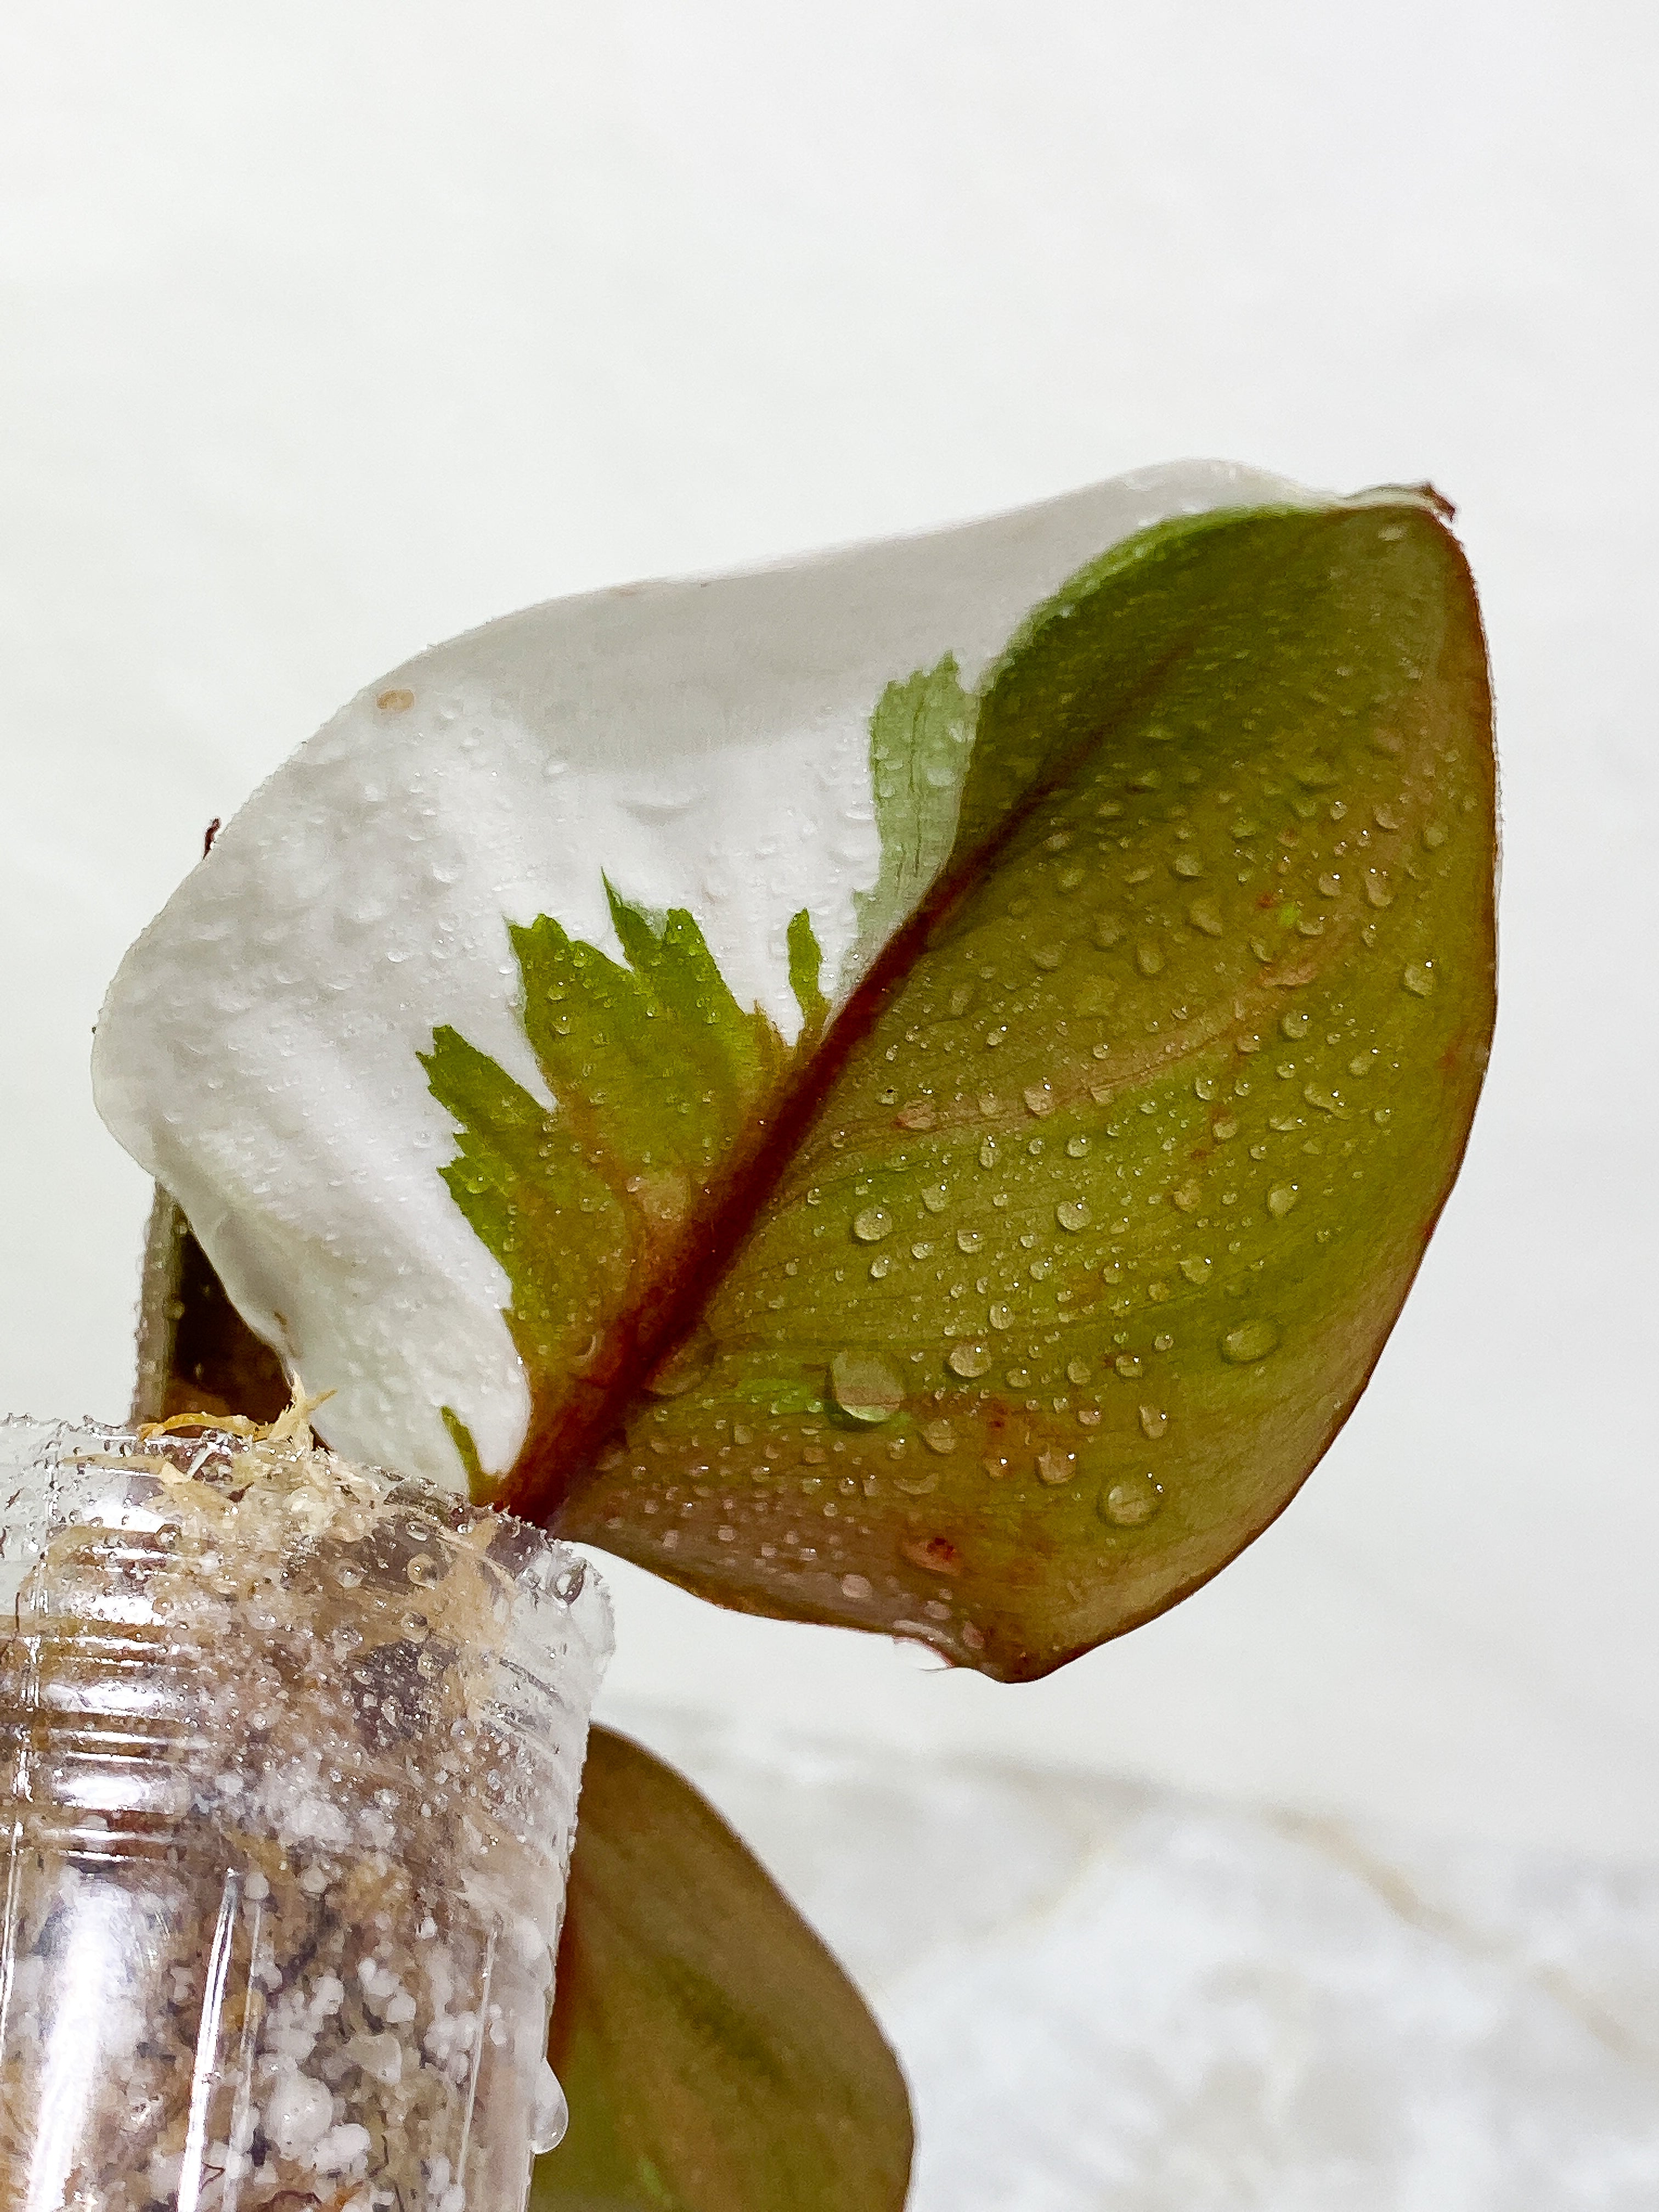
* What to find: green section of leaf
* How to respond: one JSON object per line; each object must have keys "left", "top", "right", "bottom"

{"left": 786, "top": 907, "right": 828, "bottom": 1041}
{"left": 441, "top": 1405, "right": 485, "bottom": 1489}
{"left": 424, "top": 894, "right": 801, "bottom": 1494}
{"left": 537, "top": 1728, "right": 911, "bottom": 2212}
{"left": 849, "top": 653, "right": 978, "bottom": 980}
{"left": 556, "top": 499, "right": 1496, "bottom": 1679}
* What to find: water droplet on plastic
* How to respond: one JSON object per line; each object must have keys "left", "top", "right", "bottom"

{"left": 1221, "top": 1319, "right": 1280, "bottom": 1363}
{"left": 828, "top": 1348, "right": 906, "bottom": 1424}
{"left": 1403, "top": 962, "right": 1436, "bottom": 997}
{"left": 853, "top": 1206, "right": 895, "bottom": 1243}
{"left": 530, "top": 2062, "right": 569, "bottom": 2153}
{"left": 949, "top": 1341, "right": 992, "bottom": 1378}
{"left": 1267, "top": 1183, "right": 1299, "bottom": 1218}
{"left": 1099, "top": 1472, "right": 1161, "bottom": 1527}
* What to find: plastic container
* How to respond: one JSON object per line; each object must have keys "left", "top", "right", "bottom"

{"left": 0, "top": 1414, "right": 611, "bottom": 2212}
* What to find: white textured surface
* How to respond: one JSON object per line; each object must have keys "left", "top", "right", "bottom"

{"left": 89, "top": 460, "right": 1316, "bottom": 1492}
{"left": 611, "top": 1702, "right": 1659, "bottom": 2211}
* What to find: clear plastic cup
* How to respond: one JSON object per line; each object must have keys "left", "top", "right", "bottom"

{"left": 0, "top": 1414, "right": 611, "bottom": 2212}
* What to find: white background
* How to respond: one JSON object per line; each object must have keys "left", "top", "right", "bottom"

{"left": 3, "top": 2, "right": 1656, "bottom": 1867}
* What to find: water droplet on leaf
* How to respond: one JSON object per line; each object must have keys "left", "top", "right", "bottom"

{"left": 828, "top": 1348, "right": 906, "bottom": 1424}
{"left": 853, "top": 1206, "right": 895, "bottom": 1243}
{"left": 1099, "top": 1472, "right": 1161, "bottom": 1527}
{"left": 1221, "top": 1319, "right": 1280, "bottom": 1363}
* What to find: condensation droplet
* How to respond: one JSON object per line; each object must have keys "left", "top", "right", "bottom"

{"left": 529, "top": 2062, "right": 569, "bottom": 2154}
{"left": 949, "top": 1341, "right": 993, "bottom": 1378}
{"left": 1099, "top": 1472, "right": 1161, "bottom": 1528}
{"left": 1267, "top": 1184, "right": 1299, "bottom": 1219}
{"left": 1138, "top": 1404, "right": 1167, "bottom": 1440}
{"left": 1403, "top": 962, "right": 1436, "bottom": 997}
{"left": 1221, "top": 1319, "right": 1281, "bottom": 1364}
{"left": 828, "top": 1348, "right": 906, "bottom": 1424}
{"left": 853, "top": 1206, "right": 895, "bottom": 1243}
{"left": 1056, "top": 1199, "right": 1092, "bottom": 1232}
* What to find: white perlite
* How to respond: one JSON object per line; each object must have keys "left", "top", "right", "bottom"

{"left": 91, "top": 461, "right": 1325, "bottom": 1494}
{"left": 0, "top": 1415, "right": 611, "bottom": 2212}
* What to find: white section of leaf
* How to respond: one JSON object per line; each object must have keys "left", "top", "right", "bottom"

{"left": 93, "top": 460, "right": 1325, "bottom": 1490}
